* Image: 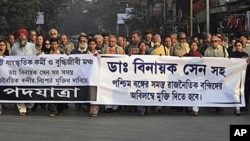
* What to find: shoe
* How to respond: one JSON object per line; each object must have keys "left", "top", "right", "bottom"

{"left": 48, "top": 113, "right": 56, "bottom": 117}
{"left": 58, "top": 113, "right": 64, "bottom": 116}
{"left": 235, "top": 109, "right": 241, "bottom": 116}
{"left": 19, "top": 112, "right": 26, "bottom": 116}
{"left": 90, "top": 114, "right": 97, "bottom": 117}
{"left": 193, "top": 111, "right": 199, "bottom": 116}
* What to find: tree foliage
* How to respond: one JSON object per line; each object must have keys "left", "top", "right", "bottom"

{"left": 60, "top": 0, "right": 118, "bottom": 35}
{"left": 0, "top": 0, "right": 71, "bottom": 36}
{"left": 0, "top": 0, "right": 134, "bottom": 37}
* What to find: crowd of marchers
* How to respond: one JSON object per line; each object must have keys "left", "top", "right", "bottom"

{"left": 0, "top": 28, "right": 250, "bottom": 117}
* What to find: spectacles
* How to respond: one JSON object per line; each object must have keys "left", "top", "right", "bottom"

{"left": 211, "top": 40, "right": 219, "bottom": 43}
{"left": 180, "top": 38, "right": 186, "bottom": 39}
{"left": 236, "top": 44, "right": 242, "bottom": 47}
{"left": 80, "top": 40, "right": 86, "bottom": 42}
{"left": 50, "top": 33, "right": 57, "bottom": 35}
{"left": 45, "top": 43, "right": 50, "bottom": 45}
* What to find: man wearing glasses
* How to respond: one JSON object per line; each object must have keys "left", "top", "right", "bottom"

{"left": 48, "top": 28, "right": 59, "bottom": 39}
{"left": 204, "top": 35, "right": 229, "bottom": 113}
{"left": 204, "top": 35, "right": 229, "bottom": 57}
{"left": 170, "top": 32, "right": 190, "bottom": 57}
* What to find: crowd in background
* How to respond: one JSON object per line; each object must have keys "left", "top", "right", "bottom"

{"left": 0, "top": 28, "right": 250, "bottom": 117}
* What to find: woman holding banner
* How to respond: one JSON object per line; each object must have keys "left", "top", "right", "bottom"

{"left": 184, "top": 41, "right": 203, "bottom": 116}
{"left": 229, "top": 40, "right": 249, "bottom": 116}
{"left": 0, "top": 39, "right": 10, "bottom": 115}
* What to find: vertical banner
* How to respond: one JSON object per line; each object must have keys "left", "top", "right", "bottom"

{"left": 97, "top": 55, "right": 247, "bottom": 107}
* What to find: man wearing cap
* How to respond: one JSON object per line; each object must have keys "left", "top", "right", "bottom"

{"left": 70, "top": 34, "right": 89, "bottom": 111}
{"left": 71, "top": 35, "right": 88, "bottom": 54}
{"left": 11, "top": 28, "right": 36, "bottom": 116}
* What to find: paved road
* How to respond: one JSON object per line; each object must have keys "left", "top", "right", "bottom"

{"left": 0, "top": 104, "right": 249, "bottom": 141}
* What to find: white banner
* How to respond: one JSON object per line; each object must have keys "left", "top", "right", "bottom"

{"left": 0, "top": 54, "right": 99, "bottom": 103}
{"left": 97, "top": 55, "right": 247, "bottom": 107}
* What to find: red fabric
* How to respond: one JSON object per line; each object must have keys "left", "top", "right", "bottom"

{"left": 184, "top": 51, "right": 203, "bottom": 57}
{"left": 193, "top": 0, "right": 206, "bottom": 14}
{"left": 227, "top": 16, "right": 237, "bottom": 28}
{"left": 238, "top": 18, "right": 245, "bottom": 32}
{"left": 18, "top": 28, "right": 28, "bottom": 36}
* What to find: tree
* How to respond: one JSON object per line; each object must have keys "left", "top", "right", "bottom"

{"left": 60, "top": 0, "right": 118, "bottom": 35}
{"left": 0, "top": 0, "right": 39, "bottom": 35}
{"left": 0, "top": 0, "right": 71, "bottom": 37}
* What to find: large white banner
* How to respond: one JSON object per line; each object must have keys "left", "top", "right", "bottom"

{"left": 0, "top": 54, "right": 99, "bottom": 103}
{"left": 98, "top": 55, "right": 247, "bottom": 107}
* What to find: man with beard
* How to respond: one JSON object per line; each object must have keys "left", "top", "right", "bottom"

{"left": 11, "top": 28, "right": 36, "bottom": 116}
{"left": 94, "top": 34, "right": 104, "bottom": 53}
{"left": 70, "top": 34, "right": 89, "bottom": 111}
{"left": 71, "top": 35, "right": 88, "bottom": 54}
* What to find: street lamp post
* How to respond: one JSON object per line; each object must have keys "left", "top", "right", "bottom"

{"left": 190, "top": 0, "right": 193, "bottom": 37}
{"left": 206, "top": 0, "right": 210, "bottom": 34}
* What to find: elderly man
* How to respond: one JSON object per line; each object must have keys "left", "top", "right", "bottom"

{"left": 59, "top": 33, "right": 75, "bottom": 55}
{"left": 170, "top": 32, "right": 190, "bottom": 57}
{"left": 48, "top": 28, "right": 59, "bottom": 39}
{"left": 101, "top": 35, "right": 124, "bottom": 112}
{"left": 204, "top": 35, "right": 229, "bottom": 57}
{"left": 204, "top": 35, "right": 230, "bottom": 114}
{"left": 11, "top": 28, "right": 36, "bottom": 116}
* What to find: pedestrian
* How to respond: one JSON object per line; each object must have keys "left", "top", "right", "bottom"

{"left": 204, "top": 35, "right": 229, "bottom": 113}
{"left": 101, "top": 35, "right": 124, "bottom": 112}
{"left": 59, "top": 33, "right": 75, "bottom": 55}
{"left": 29, "top": 30, "right": 37, "bottom": 44}
{"left": 229, "top": 40, "right": 249, "bottom": 115}
{"left": 184, "top": 41, "right": 203, "bottom": 116}
{"left": 87, "top": 38, "right": 100, "bottom": 117}
{"left": 0, "top": 39, "right": 9, "bottom": 115}
{"left": 11, "top": 28, "right": 36, "bottom": 116}
{"left": 47, "top": 38, "right": 64, "bottom": 117}
{"left": 71, "top": 34, "right": 90, "bottom": 112}
{"left": 41, "top": 38, "right": 52, "bottom": 54}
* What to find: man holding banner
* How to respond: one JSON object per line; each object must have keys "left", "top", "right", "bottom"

{"left": 11, "top": 28, "right": 36, "bottom": 116}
